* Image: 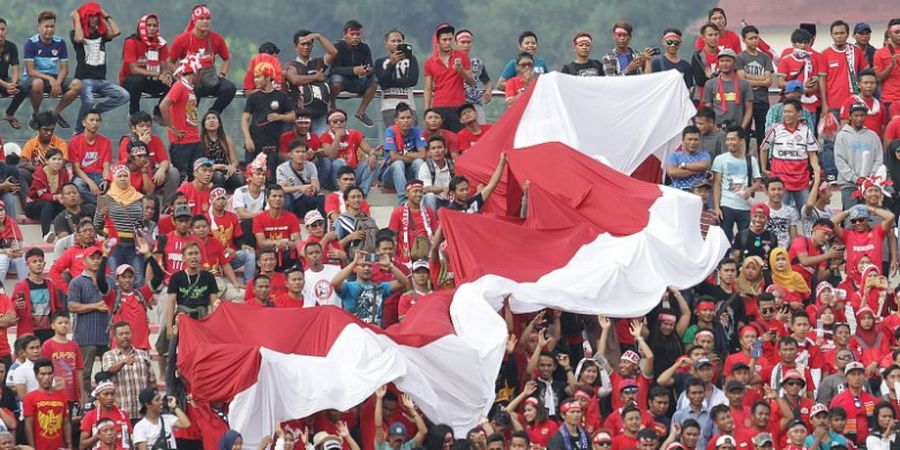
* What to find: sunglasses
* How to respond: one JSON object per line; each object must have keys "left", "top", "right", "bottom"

{"left": 665, "top": 40, "right": 682, "bottom": 46}
{"left": 330, "top": 119, "right": 346, "bottom": 124}
{"left": 760, "top": 307, "right": 774, "bottom": 314}
{"left": 622, "top": 387, "right": 639, "bottom": 394}
{"left": 837, "top": 355, "right": 853, "bottom": 361}
{"left": 850, "top": 218, "right": 868, "bottom": 224}
{"left": 518, "top": 62, "right": 534, "bottom": 68}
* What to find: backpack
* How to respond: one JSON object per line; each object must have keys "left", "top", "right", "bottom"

{"left": 336, "top": 213, "right": 378, "bottom": 259}
{"left": 425, "top": 157, "right": 455, "bottom": 186}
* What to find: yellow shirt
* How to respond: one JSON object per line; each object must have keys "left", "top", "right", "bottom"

{"left": 21, "top": 134, "right": 68, "bottom": 165}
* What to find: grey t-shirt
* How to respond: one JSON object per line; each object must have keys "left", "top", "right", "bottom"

{"left": 701, "top": 129, "right": 726, "bottom": 158}
{"left": 702, "top": 75, "right": 754, "bottom": 126}
{"left": 735, "top": 51, "right": 774, "bottom": 103}
{"left": 275, "top": 160, "right": 319, "bottom": 199}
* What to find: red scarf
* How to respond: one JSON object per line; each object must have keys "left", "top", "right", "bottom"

{"left": 184, "top": 4, "right": 210, "bottom": 33}
{"left": 716, "top": 74, "right": 739, "bottom": 113}
{"left": 76, "top": 2, "right": 108, "bottom": 38}
{"left": 137, "top": 14, "right": 166, "bottom": 51}
{"left": 392, "top": 125, "right": 406, "bottom": 155}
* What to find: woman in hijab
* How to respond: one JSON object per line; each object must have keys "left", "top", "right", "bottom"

{"left": 120, "top": 13, "right": 172, "bottom": 115}
{"left": 849, "top": 264, "right": 895, "bottom": 317}
{"left": 736, "top": 255, "right": 767, "bottom": 321}
{"left": 95, "top": 164, "right": 146, "bottom": 286}
{"left": 768, "top": 247, "right": 811, "bottom": 308}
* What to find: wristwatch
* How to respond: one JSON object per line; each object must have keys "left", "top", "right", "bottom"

{"left": 679, "top": 162, "right": 687, "bottom": 169}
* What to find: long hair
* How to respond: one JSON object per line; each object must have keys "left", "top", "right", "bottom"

{"left": 201, "top": 110, "right": 231, "bottom": 156}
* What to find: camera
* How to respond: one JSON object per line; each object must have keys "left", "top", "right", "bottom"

{"left": 648, "top": 47, "right": 661, "bottom": 56}
{"left": 397, "top": 43, "right": 413, "bottom": 58}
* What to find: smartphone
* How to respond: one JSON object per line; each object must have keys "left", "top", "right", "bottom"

{"left": 835, "top": 288, "right": 847, "bottom": 300}
{"left": 648, "top": 47, "right": 661, "bottom": 56}
{"left": 751, "top": 340, "right": 762, "bottom": 359}
{"left": 362, "top": 252, "right": 379, "bottom": 263}
{"left": 397, "top": 43, "right": 412, "bottom": 58}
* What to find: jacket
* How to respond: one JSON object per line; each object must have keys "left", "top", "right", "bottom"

{"left": 834, "top": 124, "right": 883, "bottom": 187}
{"left": 27, "top": 166, "right": 70, "bottom": 201}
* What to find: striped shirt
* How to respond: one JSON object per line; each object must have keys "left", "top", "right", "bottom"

{"left": 94, "top": 195, "right": 144, "bottom": 240}
{"left": 102, "top": 347, "right": 156, "bottom": 419}
{"left": 69, "top": 273, "right": 114, "bottom": 346}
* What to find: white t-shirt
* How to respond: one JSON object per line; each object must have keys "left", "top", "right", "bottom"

{"left": 801, "top": 205, "right": 836, "bottom": 236}
{"left": 417, "top": 159, "right": 453, "bottom": 200}
{"left": 766, "top": 203, "right": 800, "bottom": 247}
{"left": 12, "top": 360, "right": 38, "bottom": 394}
{"left": 231, "top": 186, "right": 268, "bottom": 215}
{"left": 133, "top": 414, "right": 177, "bottom": 449}
{"left": 303, "top": 265, "right": 342, "bottom": 307}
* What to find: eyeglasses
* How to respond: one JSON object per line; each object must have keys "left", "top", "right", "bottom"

{"left": 836, "top": 355, "right": 853, "bottom": 361}
{"left": 622, "top": 387, "right": 639, "bottom": 394}
{"left": 850, "top": 218, "right": 868, "bottom": 224}
{"left": 518, "top": 62, "right": 534, "bottom": 68}
{"left": 665, "top": 40, "right": 682, "bottom": 46}
{"left": 330, "top": 119, "right": 346, "bottom": 124}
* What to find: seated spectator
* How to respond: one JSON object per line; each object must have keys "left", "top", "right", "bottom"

{"left": 298, "top": 209, "right": 345, "bottom": 268}
{"left": 651, "top": 28, "right": 692, "bottom": 89}
{"left": 867, "top": 402, "right": 900, "bottom": 450}
{"left": 70, "top": 109, "right": 112, "bottom": 205}
{"left": 19, "top": 111, "right": 68, "bottom": 183}
{"left": 241, "top": 55, "right": 295, "bottom": 175}
{"left": 0, "top": 200, "right": 25, "bottom": 289}
{"left": 711, "top": 125, "right": 762, "bottom": 242}
{"left": 208, "top": 187, "right": 255, "bottom": 284}
{"left": 122, "top": 138, "right": 155, "bottom": 196}
{"left": 52, "top": 182, "right": 94, "bottom": 240}
{"left": 418, "top": 136, "right": 454, "bottom": 211}
{"left": 279, "top": 111, "right": 321, "bottom": 156}
{"left": 421, "top": 109, "right": 460, "bottom": 158}
{"left": 319, "top": 109, "right": 378, "bottom": 194}
{"left": 374, "top": 29, "right": 419, "bottom": 128}
{"left": 835, "top": 103, "right": 884, "bottom": 209}
{"left": 252, "top": 185, "right": 301, "bottom": 271}
{"left": 119, "top": 13, "right": 172, "bottom": 116}
{"left": 422, "top": 23, "right": 473, "bottom": 133}
{"left": 25, "top": 148, "right": 68, "bottom": 237}
{"left": 562, "top": 32, "right": 604, "bottom": 77}
{"left": 666, "top": 125, "right": 711, "bottom": 190}
{"left": 118, "top": 111, "right": 180, "bottom": 205}
{"left": 601, "top": 21, "right": 652, "bottom": 76}
{"left": 243, "top": 42, "right": 283, "bottom": 96}
{"left": 302, "top": 242, "right": 342, "bottom": 307}
{"left": 456, "top": 103, "right": 492, "bottom": 153}
{"left": 272, "top": 268, "right": 308, "bottom": 308}
{"left": 504, "top": 53, "right": 536, "bottom": 105}
{"left": 95, "top": 164, "right": 146, "bottom": 287}
{"left": 332, "top": 251, "right": 409, "bottom": 327}
{"left": 191, "top": 214, "right": 242, "bottom": 302}
{"left": 232, "top": 155, "right": 269, "bottom": 246}
{"left": 200, "top": 110, "right": 244, "bottom": 191}
{"left": 244, "top": 247, "right": 286, "bottom": 305}
{"left": 168, "top": 4, "right": 236, "bottom": 114}
{"left": 177, "top": 158, "right": 213, "bottom": 215}
{"left": 0, "top": 18, "right": 22, "bottom": 130}
{"left": 276, "top": 140, "right": 324, "bottom": 220}
{"left": 284, "top": 30, "right": 336, "bottom": 135}
{"left": 454, "top": 29, "right": 493, "bottom": 124}
{"left": 382, "top": 103, "right": 426, "bottom": 203}
{"left": 333, "top": 186, "right": 377, "bottom": 260}
{"left": 325, "top": 166, "right": 372, "bottom": 224}
{"left": 11, "top": 10, "right": 82, "bottom": 130}
{"left": 328, "top": 20, "right": 377, "bottom": 128}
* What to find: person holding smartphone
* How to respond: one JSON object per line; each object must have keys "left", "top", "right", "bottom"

{"left": 132, "top": 388, "right": 190, "bottom": 450}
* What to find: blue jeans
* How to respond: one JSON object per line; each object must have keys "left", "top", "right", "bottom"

{"left": 720, "top": 206, "right": 751, "bottom": 243}
{"left": 326, "top": 158, "right": 375, "bottom": 195}
{"left": 820, "top": 108, "right": 840, "bottom": 179}
{"left": 230, "top": 249, "right": 256, "bottom": 283}
{"left": 77, "top": 79, "right": 129, "bottom": 132}
{"left": 784, "top": 188, "right": 810, "bottom": 215}
{"left": 422, "top": 193, "right": 449, "bottom": 212}
{"left": 73, "top": 172, "right": 106, "bottom": 205}
{"left": 109, "top": 241, "right": 145, "bottom": 287}
{"left": 383, "top": 159, "right": 425, "bottom": 204}
{"left": 841, "top": 186, "right": 858, "bottom": 211}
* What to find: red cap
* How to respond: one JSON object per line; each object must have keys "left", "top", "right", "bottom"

{"left": 750, "top": 202, "right": 770, "bottom": 218}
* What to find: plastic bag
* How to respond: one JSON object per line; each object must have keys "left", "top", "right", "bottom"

{"left": 818, "top": 111, "right": 839, "bottom": 141}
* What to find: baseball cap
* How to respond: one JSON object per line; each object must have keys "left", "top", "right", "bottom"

{"left": 83, "top": 246, "right": 103, "bottom": 258}
{"left": 694, "top": 357, "right": 713, "bottom": 369}
{"left": 193, "top": 157, "right": 214, "bottom": 171}
{"left": 715, "top": 435, "right": 736, "bottom": 448}
{"left": 848, "top": 204, "right": 870, "bottom": 221}
{"left": 730, "top": 361, "right": 750, "bottom": 372}
{"left": 849, "top": 102, "right": 869, "bottom": 114}
{"left": 388, "top": 422, "right": 407, "bottom": 437}
{"left": 750, "top": 202, "right": 770, "bottom": 218}
{"left": 173, "top": 204, "right": 192, "bottom": 219}
{"left": 787, "top": 419, "right": 807, "bottom": 431}
{"left": 691, "top": 178, "right": 712, "bottom": 190}
{"left": 115, "top": 264, "right": 135, "bottom": 276}
{"left": 717, "top": 48, "right": 737, "bottom": 60}
{"left": 844, "top": 361, "right": 865, "bottom": 374}
{"left": 593, "top": 432, "right": 612, "bottom": 444}
{"left": 259, "top": 41, "right": 281, "bottom": 55}
{"left": 210, "top": 187, "right": 227, "bottom": 201}
{"left": 782, "top": 369, "right": 805, "bottom": 384}
{"left": 725, "top": 380, "right": 745, "bottom": 392}
{"left": 304, "top": 210, "right": 325, "bottom": 226}
{"left": 138, "top": 387, "right": 158, "bottom": 414}
{"left": 312, "top": 432, "right": 342, "bottom": 450}
{"left": 811, "top": 403, "right": 829, "bottom": 416}
{"left": 854, "top": 23, "right": 872, "bottom": 34}
{"left": 752, "top": 433, "right": 773, "bottom": 446}
{"left": 411, "top": 260, "right": 430, "bottom": 272}
{"left": 784, "top": 80, "right": 803, "bottom": 93}
{"left": 665, "top": 444, "right": 686, "bottom": 450}
{"left": 619, "top": 378, "right": 639, "bottom": 391}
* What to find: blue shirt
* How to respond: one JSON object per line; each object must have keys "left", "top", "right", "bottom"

{"left": 711, "top": 152, "right": 761, "bottom": 211}
{"left": 23, "top": 34, "right": 68, "bottom": 77}
{"left": 68, "top": 272, "right": 113, "bottom": 346}
{"left": 803, "top": 431, "right": 849, "bottom": 450}
{"left": 500, "top": 56, "right": 548, "bottom": 80}
{"left": 666, "top": 150, "right": 711, "bottom": 190}
{"left": 340, "top": 280, "right": 394, "bottom": 326}
{"left": 384, "top": 126, "right": 426, "bottom": 155}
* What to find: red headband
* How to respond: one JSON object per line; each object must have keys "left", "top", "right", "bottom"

{"left": 524, "top": 397, "right": 539, "bottom": 407}
{"left": 695, "top": 330, "right": 714, "bottom": 339}
{"left": 574, "top": 36, "right": 592, "bottom": 45}
{"left": 26, "top": 254, "right": 43, "bottom": 263}
{"left": 559, "top": 402, "right": 581, "bottom": 413}
{"left": 658, "top": 313, "right": 677, "bottom": 323}
{"left": 406, "top": 181, "right": 424, "bottom": 192}
{"left": 697, "top": 302, "right": 716, "bottom": 312}
{"left": 573, "top": 390, "right": 592, "bottom": 401}
{"left": 812, "top": 225, "right": 834, "bottom": 235}
{"left": 328, "top": 111, "right": 347, "bottom": 122}
{"left": 663, "top": 32, "right": 681, "bottom": 41}
{"left": 455, "top": 31, "right": 473, "bottom": 41}
{"left": 614, "top": 28, "right": 629, "bottom": 35}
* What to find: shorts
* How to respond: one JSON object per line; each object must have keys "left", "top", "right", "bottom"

{"left": 19, "top": 77, "right": 74, "bottom": 93}
{"left": 328, "top": 74, "right": 374, "bottom": 95}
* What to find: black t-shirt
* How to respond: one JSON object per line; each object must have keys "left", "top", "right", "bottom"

{"left": 53, "top": 205, "right": 97, "bottom": 236}
{"left": 651, "top": 56, "right": 694, "bottom": 89}
{"left": 70, "top": 30, "right": 111, "bottom": 80}
{"left": 167, "top": 270, "right": 217, "bottom": 309}
{"left": 732, "top": 229, "right": 778, "bottom": 264}
{"left": 547, "top": 428, "right": 589, "bottom": 450}
{"left": 696, "top": 282, "right": 747, "bottom": 350}
{"left": 561, "top": 60, "right": 604, "bottom": 77}
{"left": 0, "top": 40, "right": 19, "bottom": 83}
{"left": 244, "top": 89, "right": 293, "bottom": 148}
{"left": 286, "top": 57, "right": 331, "bottom": 117}
{"left": 447, "top": 193, "right": 484, "bottom": 213}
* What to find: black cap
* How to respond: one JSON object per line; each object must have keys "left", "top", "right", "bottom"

{"left": 854, "top": 23, "right": 872, "bottom": 34}
{"left": 138, "top": 387, "right": 158, "bottom": 414}
{"left": 725, "top": 380, "right": 745, "bottom": 392}
{"left": 258, "top": 41, "right": 281, "bottom": 55}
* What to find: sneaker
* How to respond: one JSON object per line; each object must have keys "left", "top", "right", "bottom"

{"left": 55, "top": 114, "right": 71, "bottom": 129}
{"left": 43, "top": 231, "right": 56, "bottom": 244}
{"left": 355, "top": 112, "right": 374, "bottom": 128}
{"left": 826, "top": 174, "right": 837, "bottom": 182}
{"left": 28, "top": 114, "right": 39, "bottom": 130}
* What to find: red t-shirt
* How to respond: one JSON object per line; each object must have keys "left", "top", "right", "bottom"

{"left": 80, "top": 405, "right": 133, "bottom": 450}
{"left": 297, "top": 234, "right": 344, "bottom": 267}
{"left": 387, "top": 206, "right": 439, "bottom": 263}
{"left": 324, "top": 192, "right": 371, "bottom": 217}
{"left": 164, "top": 79, "right": 201, "bottom": 144}
{"left": 829, "top": 389, "right": 879, "bottom": 445}
{"left": 110, "top": 285, "right": 154, "bottom": 351}
{"left": 693, "top": 30, "right": 742, "bottom": 54}
{"left": 41, "top": 339, "right": 84, "bottom": 402}
{"left": 272, "top": 292, "right": 304, "bottom": 309}
{"left": 777, "top": 52, "right": 824, "bottom": 112}
{"left": 159, "top": 232, "right": 205, "bottom": 283}
{"left": 886, "top": 117, "right": 900, "bottom": 143}
{"left": 821, "top": 46, "right": 868, "bottom": 108}
{"left": 23, "top": 389, "right": 69, "bottom": 450}
{"left": 169, "top": 30, "right": 230, "bottom": 67}
{"left": 840, "top": 96, "right": 886, "bottom": 136}
{"left": 200, "top": 237, "right": 232, "bottom": 276}
{"left": 723, "top": 351, "right": 771, "bottom": 378}
{"left": 69, "top": 133, "right": 112, "bottom": 175}
{"left": 457, "top": 125, "right": 492, "bottom": 153}
{"left": 788, "top": 236, "right": 823, "bottom": 290}
{"left": 177, "top": 181, "right": 211, "bottom": 215}
{"left": 319, "top": 129, "right": 365, "bottom": 168}
{"left": 504, "top": 76, "right": 531, "bottom": 99}
{"left": 119, "top": 37, "right": 170, "bottom": 83}
{"left": 279, "top": 130, "right": 321, "bottom": 153}
{"left": 424, "top": 51, "right": 471, "bottom": 107}
{"left": 252, "top": 210, "right": 301, "bottom": 245}
{"left": 117, "top": 134, "right": 169, "bottom": 167}
{"left": 422, "top": 129, "right": 459, "bottom": 155}
{"left": 244, "top": 272, "right": 287, "bottom": 304}
{"left": 842, "top": 225, "right": 887, "bottom": 277}
{"left": 611, "top": 434, "right": 639, "bottom": 450}
{"left": 874, "top": 46, "right": 900, "bottom": 103}
{"left": 209, "top": 210, "right": 242, "bottom": 251}
{"left": 609, "top": 372, "right": 652, "bottom": 411}
{"left": 0, "top": 295, "right": 15, "bottom": 356}
{"left": 525, "top": 420, "right": 559, "bottom": 449}
{"left": 397, "top": 290, "right": 432, "bottom": 320}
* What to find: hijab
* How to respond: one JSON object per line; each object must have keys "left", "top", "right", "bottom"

{"left": 736, "top": 256, "right": 765, "bottom": 297}
{"left": 769, "top": 248, "right": 811, "bottom": 295}
{"left": 106, "top": 165, "right": 144, "bottom": 206}
{"left": 218, "top": 430, "right": 241, "bottom": 450}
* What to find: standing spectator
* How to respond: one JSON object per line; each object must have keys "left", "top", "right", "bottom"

{"left": 853, "top": 23, "right": 876, "bottom": 68}
{"left": 67, "top": 244, "right": 113, "bottom": 396}
{"left": 285, "top": 30, "right": 337, "bottom": 135}
{"left": 96, "top": 164, "right": 146, "bottom": 287}
{"left": 69, "top": 3, "right": 129, "bottom": 133}
{"left": 388, "top": 180, "right": 438, "bottom": 265}
{"left": 0, "top": 200, "right": 26, "bottom": 289}
{"left": 168, "top": 4, "right": 236, "bottom": 114}
{"left": 821, "top": 21, "right": 869, "bottom": 118}
{"left": 118, "top": 111, "right": 180, "bottom": 206}
{"left": 874, "top": 18, "right": 900, "bottom": 113}
{"left": 736, "top": 26, "right": 773, "bottom": 147}
{"left": 834, "top": 102, "right": 883, "bottom": 208}
{"left": 421, "top": 109, "right": 460, "bottom": 158}
{"left": 276, "top": 140, "right": 323, "bottom": 223}
{"left": 504, "top": 53, "right": 536, "bottom": 105}
{"left": 131, "top": 388, "right": 190, "bottom": 450}
{"left": 382, "top": 103, "right": 426, "bottom": 204}
{"left": 318, "top": 109, "right": 378, "bottom": 193}
{"left": 454, "top": 29, "right": 493, "bottom": 124}
{"left": 273, "top": 268, "right": 308, "bottom": 308}
{"left": 12, "top": 248, "right": 63, "bottom": 342}
{"left": 423, "top": 23, "right": 474, "bottom": 133}
{"left": 23, "top": 358, "right": 71, "bottom": 450}
{"left": 759, "top": 98, "right": 820, "bottom": 210}
{"left": 397, "top": 260, "right": 433, "bottom": 321}
{"left": 456, "top": 104, "right": 491, "bottom": 153}
{"left": 801, "top": 179, "right": 836, "bottom": 236}
{"left": 242, "top": 42, "right": 283, "bottom": 97}
{"left": 666, "top": 125, "right": 711, "bottom": 191}
{"left": 651, "top": 28, "right": 692, "bottom": 89}
{"left": 70, "top": 109, "right": 111, "bottom": 205}
{"left": 191, "top": 215, "right": 243, "bottom": 302}
{"left": 839, "top": 69, "right": 885, "bottom": 135}
{"left": 102, "top": 322, "right": 156, "bottom": 423}
{"left": 253, "top": 185, "right": 302, "bottom": 271}
{"left": 159, "top": 55, "right": 202, "bottom": 181}
{"left": 328, "top": 20, "right": 377, "bottom": 128}
{"left": 702, "top": 49, "right": 753, "bottom": 130}
{"left": 162, "top": 241, "right": 218, "bottom": 360}
{"left": 120, "top": 14, "right": 172, "bottom": 116}
{"left": 241, "top": 56, "right": 295, "bottom": 176}
{"left": 12, "top": 335, "right": 42, "bottom": 396}
{"left": 497, "top": 31, "right": 548, "bottom": 90}
{"left": 108, "top": 263, "right": 154, "bottom": 351}
{"left": 25, "top": 148, "right": 69, "bottom": 238}
{"left": 200, "top": 110, "right": 243, "bottom": 191}
{"left": 39, "top": 311, "right": 82, "bottom": 404}
{"left": 13, "top": 11, "right": 82, "bottom": 130}
{"left": 562, "top": 32, "right": 604, "bottom": 77}
{"left": 332, "top": 251, "right": 409, "bottom": 326}
{"left": 831, "top": 205, "right": 895, "bottom": 281}
{"left": 731, "top": 203, "right": 778, "bottom": 267}
{"left": 418, "top": 136, "right": 454, "bottom": 212}
{"left": 243, "top": 247, "right": 285, "bottom": 305}
{"left": 776, "top": 29, "right": 823, "bottom": 125}
{"left": 829, "top": 361, "right": 878, "bottom": 446}
{"left": 208, "top": 187, "right": 256, "bottom": 285}
{"left": 693, "top": 8, "right": 743, "bottom": 54}
{"left": 695, "top": 107, "right": 726, "bottom": 157}
{"left": 374, "top": 29, "right": 419, "bottom": 127}
{"left": 712, "top": 125, "right": 762, "bottom": 242}
{"left": 692, "top": 23, "right": 721, "bottom": 104}
{"left": 0, "top": 18, "right": 22, "bottom": 129}
{"left": 444, "top": 153, "right": 506, "bottom": 213}
{"left": 601, "top": 21, "right": 652, "bottom": 76}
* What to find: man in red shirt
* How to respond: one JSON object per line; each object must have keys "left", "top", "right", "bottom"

{"left": 874, "top": 19, "right": 900, "bottom": 112}
{"left": 829, "top": 361, "right": 878, "bottom": 446}
{"left": 423, "top": 23, "right": 474, "bottom": 133}
{"left": 777, "top": 29, "right": 824, "bottom": 117}
{"left": 387, "top": 180, "right": 438, "bottom": 265}
{"left": 422, "top": 109, "right": 460, "bottom": 158}
{"left": 244, "top": 247, "right": 286, "bottom": 304}
{"left": 23, "top": 358, "right": 71, "bottom": 450}
{"left": 318, "top": 109, "right": 378, "bottom": 193}
{"left": 177, "top": 158, "right": 213, "bottom": 215}
{"left": 79, "top": 381, "right": 132, "bottom": 450}
{"left": 118, "top": 111, "right": 180, "bottom": 205}
{"left": 192, "top": 214, "right": 242, "bottom": 301}
{"left": 167, "top": 4, "right": 236, "bottom": 114}
{"left": 253, "top": 185, "right": 302, "bottom": 270}
{"left": 159, "top": 55, "right": 202, "bottom": 182}
{"left": 119, "top": 14, "right": 172, "bottom": 115}
{"left": 788, "top": 218, "right": 837, "bottom": 291}
{"left": 152, "top": 204, "right": 203, "bottom": 285}
{"left": 49, "top": 218, "right": 100, "bottom": 295}
{"left": 820, "top": 20, "right": 869, "bottom": 115}
{"left": 324, "top": 166, "right": 372, "bottom": 223}
{"left": 839, "top": 69, "right": 886, "bottom": 135}
{"left": 208, "top": 187, "right": 255, "bottom": 284}
{"left": 831, "top": 204, "right": 895, "bottom": 278}
{"left": 279, "top": 112, "right": 321, "bottom": 154}
{"left": 456, "top": 104, "right": 492, "bottom": 153}
{"left": 70, "top": 109, "right": 111, "bottom": 205}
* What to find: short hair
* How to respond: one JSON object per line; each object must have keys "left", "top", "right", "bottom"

{"left": 883, "top": 364, "right": 900, "bottom": 380}
{"left": 406, "top": 179, "right": 424, "bottom": 190}
{"left": 83, "top": 108, "right": 102, "bottom": 120}
{"left": 111, "top": 321, "right": 131, "bottom": 333}
{"left": 890, "top": 19, "right": 900, "bottom": 29}
{"left": 36, "top": 111, "right": 57, "bottom": 128}
{"left": 682, "top": 125, "right": 701, "bottom": 138}
{"left": 700, "top": 23, "right": 720, "bottom": 36}
{"left": 710, "top": 404, "right": 731, "bottom": 421}
{"left": 751, "top": 400, "right": 771, "bottom": 414}
{"left": 791, "top": 310, "right": 810, "bottom": 323}
{"left": 423, "top": 108, "right": 443, "bottom": 121}
{"left": 741, "top": 26, "right": 760, "bottom": 38}
{"left": 38, "top": 11, "right": 56, "bottom": 24}
{"left": 33, "top": 358, "right": 54, "bottom": 375}
{"left": 449, "top": 175, "right": 469, "bottom": 192}
{"left": 695, "top": 107, "right": 716, "bottom": 121}
{"left": 724, "top": 124, "right": 745, "bottom": 139}
{"left": 831, "top": 20, "right": 850, "bottom": 33}
{"left": 779, "top": 336, "right": 799, "bottom": 348}
{"left": 130, "top": 111, "right": 152, "bottom": 126}
{"left": 707, "top": 7, "right": 727, "bottom": 20}
{"left": 181, "top": 241, "right": 201, "bottom": 255}
{"left": 681, "top": 419, "right": 701, "bottom": 432}
{"left": 254, "top": 274, "right": 271, "bottom": 285}
{"left": 611, "top": 21, "right": 633, "bottom": 35}
{"left": 791, "top": 28, "right": 813, "bottom": 44}
{"left": 621, "top": 404, "right": 641, "bottom": 418}
{"left": 783, "top": 98, "right": 803, "bottom": 112}
{"left": 573, "top": 31, "right": 593, "bottom": 42}
{"left": 648, "top": 385, "right": 670, "bottom": 401}
{"left": 813, "top": 218, "right": 835, "bottom": 230}
{"left": 384, "top": 29, "right": 405, "bottom": 41}
{"left": 829, "top": 406, "right": 847, "bottom": 419}
{"left": 510, "top": 431, "right": 529, "bottom": 446}
{"left": 518, "top": 31, "right": 537, "bottom": 45}
{"left": 336, "top": 165, "right": 356, "bottom": 179}
{"left": 16, "top": 335, "right": 39, "bottom": 354}
{"left": 25, "top": 247, "right": 44, "bottom": 261}
{"left": 637, "top": 429, "right": 658, "bottom": 441}
{"left": 661, "top": 28, "right": 682, "bottom": 38}
{"left": 685, "top": 376, "right": 705, "bottom": 391}
{"left": 190, "top": 214, "right": 209, "bottom": 227}
{"left": 303, "top": 241, "right": 322, "bottom": 253}
{"left": 859, "top": 68, "right": 877, "bottom": 81}
{"left": 515, "top": 52, "right": 534, "bottom": 64}
{"left": 258, "top": 246, "right": 277, "bottom": 259}
{"left": 0, "top": 19, "right": 6, "bottom": 27}
{"left": 343, "top": 20, "right": 363, "bottom": 33}
{"left": 718, "top": 257, "right": 737, "bottom": 270}
{"left": 428, "top": 135, "right": 446, "bottom": 148}
{"left": 75, "top": 215, "right": 95, "bottom": 232}
{"left": 435, "top": 24, "right": 455, "bottom": 38}
{"left": 284, "top": 267, "right": 304, "bottom": 278}
{"left": 376, "top": 231, "right": 396, "bottom": 249}
{"left": 45, "top": 148, "right": 63, "bottom": 160}
{"left": 288, "top": 140, "right": 308, "bottom": 152}
{"left": 267, "top": 184, "right": 285, "bottom": 197}
{"left": 456, "top": 103, "right": 476, "bottom": 117}
{"left": 395, "top": 102, "right": 413, "bottom": 117}
{"left": 343, "top": 185, "right": 364, "bottom": 201}
{"left": 486, "top": 433, "right": 504, "bottom": 446}
{"left": 765, "top": 176, "right": 784, "bottom": 188}
{"left": 50, "top": 310, "right": 68, "bottom": 323}
{"left": 686, "top": 345, "right": 705, "bottom": 357}
{"left": 293, "top": 29, "right": 312, "bottom": 45}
